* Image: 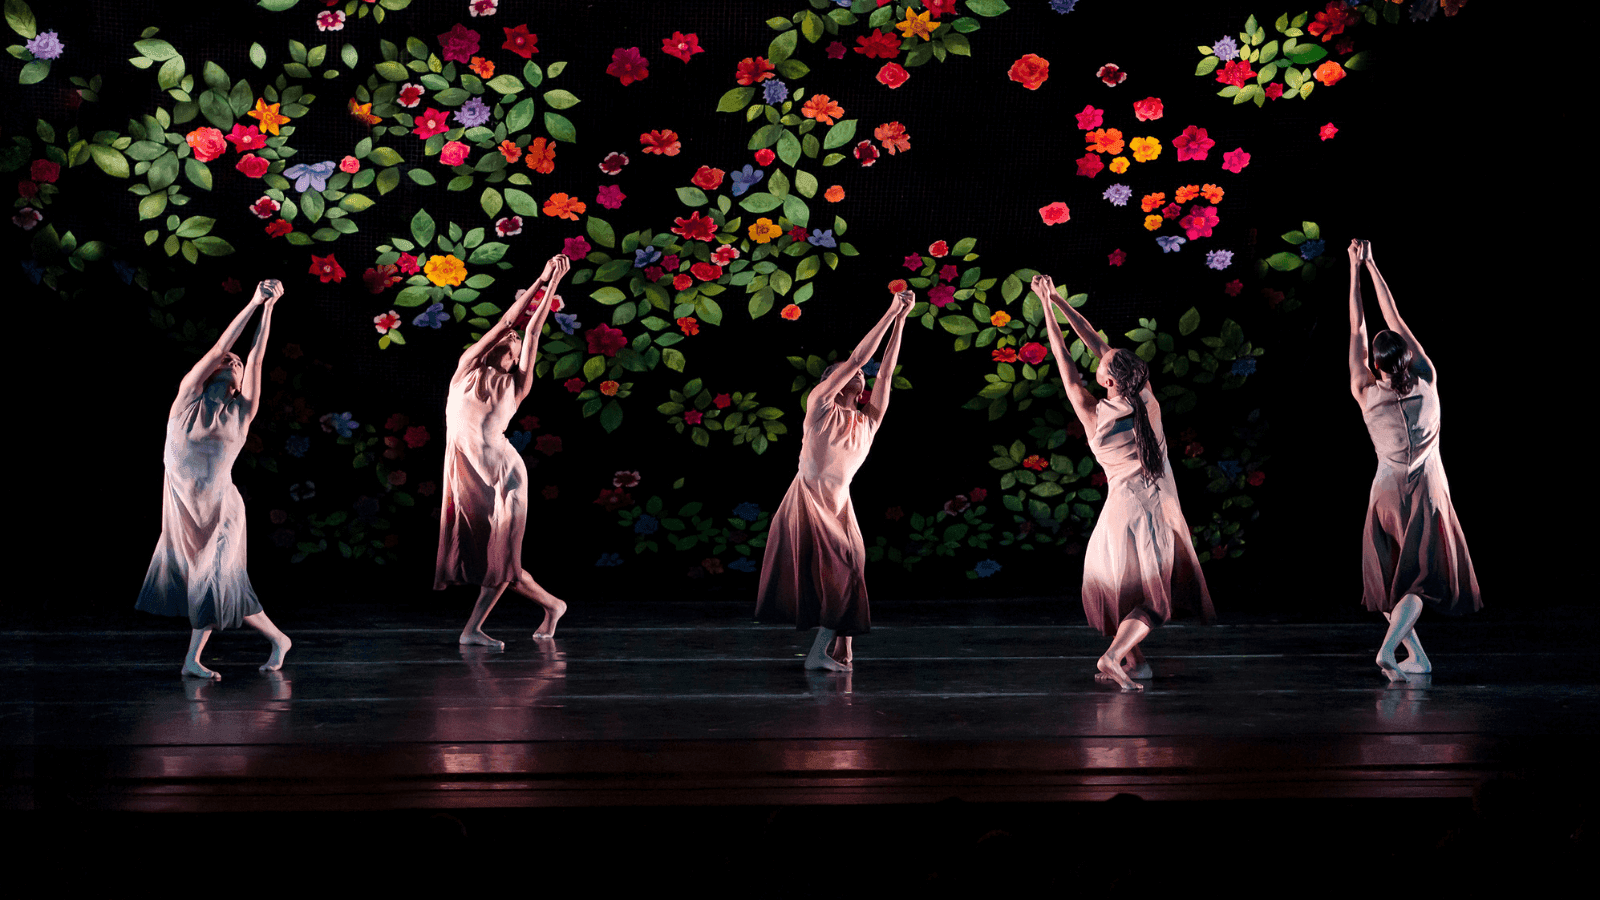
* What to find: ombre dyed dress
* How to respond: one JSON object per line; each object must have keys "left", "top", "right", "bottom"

{"left": 434, "top": 364, "right": 527, "bottom": 588}
{"left": 1080, "top": 387, "right": 1214, "bottom": 634}
{"left": 137, "top": 385, "right": 263, "bottom": 630}
{"left": 756, "top": 395, "right": 877, "bottom": 635}
{"left": 1358, "top": 377, "right": 1480, "bottom": 614}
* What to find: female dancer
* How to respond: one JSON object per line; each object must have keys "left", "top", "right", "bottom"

{"left": 137, "top": 279, "right": 293, "bottom": 679}
{"left": 1346, "top": 240, "right": 1480, "bottom": 681}
{"left": 1031, "top": 274, "right": 1214, "bottom": 690}
{"left": 757, "top": 290, "right": 914, "bottom": 671}
{"left": 436, "top": 253, "right": 571, "bottom": 649}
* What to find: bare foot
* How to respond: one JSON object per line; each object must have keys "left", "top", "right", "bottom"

{"left": 460, "top": 629, "right": 506, "bottom": 650}
{"left": 805, "top": 653, "right": 849, "bottom": 672}
{"left": 1097, "top": 654, "right": 1143, "bottom": 690}
{"left": 1376, "top": 653, "right": 1408, "bottom": 683}
{"left": 1125, "top": 662, "right": 1153, "bottom": 680}
{"left": 259, "top": 634, "right": 292, "bottom": 672}
{"left": 1398, "top": 659, "right": 1430, "bottom": 674}
{"left": 828, "top": 637, "right": 852, "bottom": 669}
{"left": 182, "top": 661, "right": 221, "bottom": 681}
{"left": 533, "top": 599, "right": 567, "bottom": 639}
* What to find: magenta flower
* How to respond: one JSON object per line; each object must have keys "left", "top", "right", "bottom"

{"left": 1221, "top": 147, "right": 1251, "bottom": 173}
{"left": 563, "top": 236, "right": 591, "bottom": 259}
{"left": 596, "top": 184, "right": 625, "bottom": 209}
{"left": 1173, "top": 125, "right": 1216, "bottom": 162}
{"left": 1074, "top": 105, "right": 1103, "bottom": 130}
{"left": 928, "top": 284, "right": 956, "bottom": 307}
{"left": 1074, "top": 153, "right": 1104, "bottom": 178}
{"left": 1097, "top": 63, "right": 1127, "bottom": 86}
{"left": 1108, "top": 248, "right": 1126, "bottom": 266}
{"left": 607, "top": 47, "right": 649, "bottom": 85}
{"left": 1178, "top": 205, "right": 1219, "bottom": 240}
{"left": 439, "top": 141, "right": 470, "bottom": 167}
{"left": 903, "top": 253, "right": 923, "bottom": 270}
{"left": 438, "top": 24, "right": 481, "bottom": 63}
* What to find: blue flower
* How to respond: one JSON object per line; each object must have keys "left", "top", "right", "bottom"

{"left": 730, "top": 165, "right": 763, "bottom": 197}
{"left": 284, "top": 161, "right": 336, "bottom": 193}
{"left": 833, "top": 0, "right": 852, "bottom": 7}
{"left": 1212, "top": 36, "right": 1240, "bottom": 61}
{"left": 727, "top": 557, "right": 757, "bottom": 572}
{"left": 1051, "top": 0, "right": 1078, "bottom": 11}
{"left": 861, "top": 360, "right": 881, "bottom": 377}
{"left": 508, "top": 431, "right": 533, "bottom": 451}
{"left": 413, "top": 302, "right": 451, "bottom": 329}
{"left": 762, "top": 79, "right": 788, "bottom": 105}
{"left": 20, "top": 260, "right": 43, "bottom": 284}
{"left": 596, "top": 553, "right": 624, "bottom": 567}
{"left": 633, "top": 246, "right": 662, "bottom": 268}
{"left": 732, "top": 502, "right": 761, "bottom": 521}
{"left": 974, "top": 559, "right": 1002, "bottom": 578}
{"left": 554, "top": 312, "right": 581, "bottom": 335}
{"left": 285, "top": 435, "right": 310, "bottom": 458}
{"left": 113, "top": 260, "right": 136, "bottom": 284}
{"left": 807, "top": 229, "right": 836, "bottom": 248}
{"left": 1206, "top": 249, "right": 1234, "bottom": 270}
{"left": 1102, "top": 184, "right": 1132, "bottom": 207}
{"left": 634, "top": 514, "right": 660, "bottom": 535}
{"left": 1231, "top": 357, "right": 1257, "bottom": 376}
{"left": 1155, "top": 235, "right": 1187, "bottom": 253}
{"left": 323, "top": 411, "right": 359, "bottom": 438}
{"left": 1218, "top": 459, "right": 1242, "bottom": 480}
{"left": 455, "top": 97, "right": 491, "bottom": 128}
{"left": 25, "top": 31, "right": 63, "bottom": 61}
{"left": 1300, "top": 239, "right": 1325, "bottom": 260}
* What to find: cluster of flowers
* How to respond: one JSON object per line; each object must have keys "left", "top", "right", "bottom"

{"left": 606, "top": 31, "right": 705, "bottom": 85}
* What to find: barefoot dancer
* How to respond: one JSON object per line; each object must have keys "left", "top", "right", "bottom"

{"left": 137, "top": 280, "right": 293, "bottom": 679}
{"left": 1346, "top": 240, "right": 1480, "bottom": 681}
{"left": 437, "top": 254, "right": 571, "bottom": 649}
{"left": 756, "top": 290, "right": 914, "bottom": 671}
{"left": 1032, "top": 275, "right": 1214, "bottom": 690}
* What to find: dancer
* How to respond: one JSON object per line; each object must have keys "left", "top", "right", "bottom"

{"left": 137, "top": 279, "right": 293, "bottom": 679}
{"left": 1346, "top": 239, "right": 1480, "bottom": 682}
{"left": 1032, "top": 274, "right": 1214, "bottom": 690}
{"left": 756, "top": 290, "right": 915, "bottom": 671}
{"left": 437, "top": 253, "right": 571, "bottom": 649}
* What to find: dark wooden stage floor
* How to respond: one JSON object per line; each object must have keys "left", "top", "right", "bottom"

{"left": 4, "top": 602, "right": 1597, "bottom": 813}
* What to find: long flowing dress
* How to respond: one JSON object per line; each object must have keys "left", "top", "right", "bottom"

{"left": 1358, "top": 377, "right": 1480, "bottom": 614}
{"left": 434, "top": 364, "right": 526, "bottom": 588}
{"left": 755, "top": 395, "right": 876, "bottom": 635}
{"left": 1081, "top": 387, "right": 1214, "bottom": 635}
{"left": 137, "top": 385, "right": 263, "bottom": 630}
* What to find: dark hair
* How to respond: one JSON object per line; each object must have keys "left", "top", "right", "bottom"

{"left": 1371, "top": 330, "right": 1417, "bottom": 396}
{"left": 1104, "top": 350, "right": 1163, "bottom": 483}
{"left": 821, "top": 361, "right": 864, "bottom": 384}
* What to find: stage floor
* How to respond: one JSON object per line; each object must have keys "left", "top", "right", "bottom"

{"left": 5, "top": 602, "right": 1597, "bottom": 811}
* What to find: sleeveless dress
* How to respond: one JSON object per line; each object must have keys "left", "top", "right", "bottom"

{"left": 755, "top": 395, "right": 877, "bottom": 635}
{"left": 434, "top": 364, "right": 526, "bottom": 588}
{"left": 1358, "top": 377, "right": 1480, "bottom": 614}
{"left": 137, "top": 385, "right": 263, "bottom": 630}
{"left": 1081, "top": 388, "right": 1214, "bottom": 635}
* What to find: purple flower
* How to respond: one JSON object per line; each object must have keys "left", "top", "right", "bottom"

{"left": 974, "top": 559, "right": 1001, "bottom": 577}
{"left": 730, "top": 164, "right": 763, "bottom": 197}
{"left": 554, "top": 312, "right": 580, "bottom": 334}
{"left": 455, "top": 97, "right": 491, "bottom": 128}
{"left": 1231, "top": 357, "right": 1257, "bottom": 376}
{"left": 285, "top": 435, "right": 310, "bottom": 457}
{"left": 1206, "top": 249, "right": 1234, "bottom": 270}
{"left": 1102, "top": 184, "right": 1132, "bottom": 206}
{"left": 762, "top": 79, "right": 788, "bottom": 104}
{"left": 633, "top": 246, "right": 662, "bottom": 268}
{"left": 596, "top": 553, "right": 623, "bottom": 567}
{"left": 727, "top": 557, "right": 757, "bottom": 572}
{"left": 25, "top": 31, "right": 64, "bottom": 60}
{"left": 413, "top": 303, "right": 451, "bottom": 328}
{"left": 508, "top": 431, "right": 533, "bottom": 452}
{"left": 284, "top": 161, "right": 336, "bottom": 193}
{"left": 320, "top": 411, "right": 359, "bottom": 437}
{"left": 1155, "top": 235, "right": 1187, "bottom": 253}
{"left": 1212, "top": 37, "right": 1239, "bottom": 61}
{"left": 807, "top": 229, "right": 836, "bottom": 248}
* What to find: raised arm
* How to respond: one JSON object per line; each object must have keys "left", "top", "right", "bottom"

{"left": 456, "top": 254, "right": 561, "bottom": 378}
{"left": 1034, "top": 275, "right": 1098, "bottom": 430}
{"left": 1032, "top": 273, "right": 1111, "bottom": 360}
{"left": 861, "top": 290, "right": 914, "bottom": 425}
{"left": 237, "top": 282, "right": 283, "bottom": 422}
{"left": 1364, "top": 243, "right": 1436, "bottom": 384}
{"left": 1347, "top": 239, "right": 1375, "bottom": 400}
{"left": 171, "top": 280, "right": 277, "bottom": 418}
{"left": 813, "top": 292, "right": 909, "bottom": 414}
{"left": 511, "top": 254, "right": 570, "bottom": 402}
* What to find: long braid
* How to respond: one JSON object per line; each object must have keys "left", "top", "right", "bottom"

{"left": 1106, "top": 351, "right": 1162, "bottom": 483}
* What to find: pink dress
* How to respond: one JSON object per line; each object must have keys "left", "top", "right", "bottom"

{"left": 1081, "top": 388, "right": 1214, "bottom": 635}
{"left": 137, "top": 386, "right": 263, "bottom": 630}
{"left": 755, "top": 395, "right": 877, "bottom": 634}
{"left": 434, "top": 364, "right": 526, "bottom": 588}
{"left": 1358, "top": 377, "right": 1480, "bottom": 614}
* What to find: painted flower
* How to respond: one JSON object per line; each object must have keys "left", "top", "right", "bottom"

{"left": 1143, "top": 215, "right": 1163, "bottom": 231}
{"left": 1211, "top": 36, "right": 1239, "bottom": 61}
{"left": 1309, "top": 2, "right": 1359, "bottom": 41}
{"left": 1206, "top": 249, "right": 1234, "bottom": 270}
{"left": 1320, "top": 122, "right": 1339, "bottom": 141}
{"left": 1300, "top": 239, "right": 1326, "bottom": 260}
{"left": 1231, "top": 358, "right": 1257, "bottom": 376}
{"left": 455, "top": 97, "right": 491, "bottom": 128}
{"left": 424, "top": 254, "right": 467, "bottom": 287}
{"left": 495, "top": 216, "right": 523, "bottom": 237}
{"left": 1173, "top": 125, "right": 1216, "bottom": 161}
{"left": 735, "top": 56, "right": 775, "bottom": 85}
{"left": 593, "top": 153, "right": 628, "bottom": 177}
{"left": 662, "top": 31, "right": 703, "bottom": 62}
{"left": 902, "top": 253, "right": 923, "bottom": 271}
{"left": 599, "top": 380, "right": 621, "bottom": 398}
{"left": 824, "top": 184, "right": 845, "bottom": 202}
{"left": 633, "top": 246, "right": 661, "bottom": 269}
{"left": 438, "top": 24, "right": 481, "bottom": 64}
{"left": 585, "top": 324, "right": 628, "bottom": 357}
{"left": 929, "top": 284, "right": 956, "bottom": 307}
{"left": 895, "top": 7, "right": 939, "bottom": 41}
{"left": 595, "top": 553, "right": 622, "bottom": 567}
{"left": 690, "top": 262, "right": 723, "bottom": 282}
{"left": 552, "top": 312, "right": 580, "bottom": 334}
{"left": 1130, "top": 136, "right": 1161, "bottom": 162}
{"left": 496, "top": 140, "right": 523, "bottom": 164}
{"left": 1103, "top": 184, "right": 1132, "bottom": 207}
{"left": 1221, "top": 147, "right": 1251, "bottom": 173}
{"left": 780, "top": 304, "right": 802, "bottom": 320}
{"left": 248, "top": 99, "right": 291, "bottom": 135}
{"left": 524, "top": 137, "right": 556, "bottom": 174}
{"left": 854, "top": 140, "right": 879, "bottom": 166}
{"left": 1021, "top": 454, "right": 1048, "bottom": 472}
{"left": 1008, "top": 54, "right": 1050, "bottom": 90}
{"left": 855, "top": 30, "right": 900, "bottom": 59}
{"left": 1019, "top": 343, "right": 1048, "bottom": 365}
{"left": 543, "top": 193, "right": 586, "bottom": 219}
{"left": 1313, "top": 60, "right": 1346, "bottom": 86}
{"left": 285, "top": 436, "right": 310, "bottom": 458}
{"left": 1156, "top": 235, "right": 1187, "bottom": 253}
{"left": 414, "top": 303, "right": 451, "bottom": 328}
{"left": 563, "top": 236, "right": 591, "bottom": 259}
{"left": 989, "top": 311, "right": 1012, "bottom": 328}
{"left": 249, "top": 197, "right": 281, "bottom": 219}
{"left": 469, "top": 0, "right": 499, "bottom": 16}
{"left": 675, "top": 316, "right": 699, "bottom": 336}
{"left": 875, "top": 121, "right": 910, "bottom": 154}
{"left": 564, "top": 378, "right": 585, "bottom": 393}
{"left": 1086, "top": 128, "right": 1125, "bottom": 155}
{"left": 264, "top": 219, "right": 292, "bottom": 238}
{"left": 974, "top": 559, "right": 1001, "bottom": 578}
{"left": 1202, "top": 183, "right": 1225, "bottom": 203}
{"left": 1104, "top": 157, "right": 1127, "bottom": 174}
{"left": 826, "top": 41, "right": 846, "bottom": 59}
{"left": 468, "top": 57, "right": 495, "bottom": 80}
{"left": 309, "top": 254, "right": 345, "bottom": 283}
{"left": 13, "top": 208, "right": 42, "bottom": 230}
{"left": 411, "top": 108, "right": 452, "bottom": 139}
{"left": 439, "top": 141, "right": 471, "bottom": 167}
{"left": 185, "top": 127, "right": 227, "bottom": 162}
{"left": 992, "top": 347, "right": 1018, "bottom": 363}
{"left": 596, "top": 185, "right": 626, "bottom": 210}
{"left": 24, "top": 30, "right": 63, "bottom": 59}
{"left": 1223, "top": 279, "right": 1243, "bottom": 297}
{"left": 1248, "top": 470, "right": 1266, "bottom": 486}
{"left": 1097, "top": 63, "right": 1127, "bottom": 86}
{"left": 340, "top": 156, "right": 361, "bottom": 174}
{"left": 236, "top": 154, "right": 270, "bottom": 178}
{"left": 1141, "top": 192, "right": 1166, "bottom": 213}
{"left": 1039, "top": 202, "right": 1071, "bottom": 225}
{"left": 1129, "top": 96, "right": 1165, "bottom": 122}
{"left": 316, "top": 10, "right": 345, "bottom": 31}
{"left": 1108, "top": 249, "right": 1126, "bottom": 266}
{"left": 373, "top": 310, "right": 401, "bottom": 333}
{"left": 1265, "top": 83, "right": 1285, "bottom": 101}
{"left": 365, "top": 266, "right": 402, "bottom": 297}
{"left": 1179, "top": 205, "right": 1218, "bottom": 239}
{"left": 748, "top": 218, "right": 782, "bottom": 244}
{"left": 1216, "top": 59, "right": 1255, "bottom": 88}
{"left": 397, "top": 83, "right": 425, "bottom": 107}
{"left": 761, "top": 78, "right": 789, "bottom": 105}
{"left": 608, "top": 47, "right": 649, "bottom": 85}
{"left": 754, "top": 148, "right": 776, "bottom": 166}
{"left": 802, "top": 94, "right": 844, "bottom": 125}
{"left": 502, "top": 25, "right": 538, "bottom": 58}
{"left": 729, "top": 164, "right": 763, "bottom": 197}
{"left": 1176, "top": 185, "right": 1200, "bottom": 203}
{"left": 1074, "top": 153, "right": 1104, "bottom": 178}
{"left": 221, "top": 124, "right": 264, "bottom": 153}
{"left": 1074, "top": 105, "right": 1103, "bottom": 130}
{"left": 640, "top": 129, "right": 681, "bottom": 156}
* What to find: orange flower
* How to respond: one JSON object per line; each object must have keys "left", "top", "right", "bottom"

{"left": 1139, "top": 192, "right": 1167, "bottom": 213}
{"left": 1201, "top": 183, "right": 1225, "bottom": 204}
{"left": 894, "top": 7, "right": 938, "bottom": 41}
{"left": 887, "top": 278, "right": 908, "bottom": 293}
{"left": 599, "top": 380, "right": 620, "bottom": 397}
{"left": 469, "top": 56, "right": 495, "bottom": 80}
{"left": 874, "top": 121, "right": 910, "bottom": 155}
{"left": 1108, "top": 156, "right": 1129, "bottom": 174}
{"left": 640, "top": 129, "right": 681, "bottom": 155}
{"left": 1085, "top": 128, "right": 1124, "bottom": 155}
{"left": 524, "top": 137, "right": 556, "bottom": 173}
{"left": 801, "top": 94, "right": 844, "bottom": 125}
{"left": 748, "top": 217, "right": 781, "bottom": 243}
{"left": 347, "top": 99, "right": 380, "bottom": 126}
{"left": 1130, "top": 136, "right": 1161, "bottom": 162}
{"left": 780, "top": 304, "right": 802, "bottom": 320}
{"left": 1313, "top": 60, "right": 1346, "bottom": 86}
{"left": 543, "top": 193, "right": 586, "bottom": 220}
{"left": 990, "top": 311, "right": 1012, "bottom": 328}
{"left": 824, "top": 185, "right": 845, "bottom": 202}
{"left": 248, "top": 99, "right": 291, "bottom": 136}
{"left": 424, "top": 254, "right": 467, "bottom": 287}
{"left": 498, "top": 140, "right": 523, "bottom": 163}
{"left": 1175, "top": 184, "right": 1200, "bottom": 203}
{"left": 1143, "top": 215, "right": 1163, "bottom": 231}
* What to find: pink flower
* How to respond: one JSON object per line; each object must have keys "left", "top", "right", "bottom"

{"left": 1039, "top": 202, "right": 1070, "bottom": 225}
{"left": 397, "top": 253, "right": 420, "bottom": 274}
{"left": 661, "top": 32, "right": 703, "bottom": 63}
{"left": 1074, "top": 153, "right": 1104, "bottom": 178}
{"left": 903, "top": 252, "right": 923, "bottom": 271}
{"left": 876, "top": 62, "right": 909, "bottom": 89}
{"left": 827, "top": 41, "right": 846, "bottom": 59}
{"left": 596, "top": 184, "right": 625, "bottom": 209}
{"left": 1178, "top": 204, "right": 1219, "bottom": 240}
{"left": 607, "top": 47, "right": 649, "bottom": 85}
{"left": 684, "top": 410, "right": 704, "bottom": 425}
{"left": 412, "top": 108, "right": 452, "bottom": 139}
{"left": 711, "top": 244, "right": 740, "bottom": 265}
{"left": 13, "top": 207, "right": 42, "bottom": 230}
{"left": 405, "top": 425, "right": 430, "bottom": 449}
{"left": 585, "top": 324, "right": 628, "bottom": 357}
{"left": 1221, "top": 147, "right": 1251, "bottom": 173}
{"left": 438, "top": 24, "right": 481, "bottom": 64}
{"left": 1097, "top": 63, "right": 1127, "bottom": 86}
{"left": 439, "top": 141, "right": 470, "bottom": 167}
{"left": 563, "top": 236, "right": 591, "bottom": 259}
{"left": 185, "top": 127, "right": 227, "bottom": 162}
{"left": 1108, "top": 249, "right": 1126, "bottom": 266}
{"left": 598, "top": 152, "right": 629, "bottom": 174}
{"left": 373, "top": 310, "right": 401, "bottom": 333}
{"left": 928, "top": 284, "right": 956, "bottom": 307}
{"left": 1225, "top": 279, "right": 1243, "bottom": 296}
{"left": 236, "top": 154, "right": 270, "bottom": 178}
{"left": 317, "top": 10, "right": 345, "bottom": 31}
{"left": 340, "top": 156, "right": 360, "bottom": 174}
{"left": 1074, "top": 105, "right": 1103, "bottom": 130}
{"left": 397, "top": 83, "right": 425, "bottom": 107}
{"left": 1018, "top": 343, "right": 1048, "bottom": 365}
{"left": 469, "top": 0, "right": 498, "bottom": 16}
{"left": 937, "top": 264, "right": 957, "bottom": 282}
{"left": 1319, "top": 122, "right": 1339, "bottom": 141}
{"left": 928, "top": 240, "right": 948, "bottom": 257}
{"left": 248, "top": 197, "right": 281, "bottom": 219}
{"left": 495, "top": 216, "right": 523, "bottom": 237}
{"left": 854, "top": 140, "right": 879, "bottom": 166}
{"left": 224, "top": 124, "right": 266, "bottom": 152}
{"left": 1172, "top": 125, "right": 1216, "bottom": 162}
{"left": 1133, "top": 96, "right": 1163, "bottom": 121}
{"left": 1264, "top": 83, "right": 1284, "bottom": 100}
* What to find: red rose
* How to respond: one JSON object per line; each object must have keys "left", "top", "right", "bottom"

{"left": 185, "top": 127, "right": 227, "bottom": 162}
{"left": 236, "top": 154, "right": 270, "bottom": 178}
{"left": 1247, "top": 471, "right": 1265, "bottom": 486}
{"left": 1018, "top": 343, "right": 1047, "bottom": 365}
{"left": 754, "top": 148, "right": 776, "bottom": 166}
{"left": 875, "top": 62, "right": 909, "bottom": 89}
{"left": 691, "top": 166, "right": 724, "bottom": 190}
{"left": 928, "top": 240, "right": 948, "bottom": 257}
{"left": 713, "top": 393, "right": 731, "bottom": 409}
{"left": 1264, "top": 83, "right": 1284, "bottom": 100}
{"left": 673, "top": 274, "right": 692, "bottom": 291}
{"left": 1008, "top": 54, "right": 1049, "bottom": 90}
{"left": 29, "top": 159, "right": 59, "bottom": 183}
{"left": 1132, "top": 96, "right": 1163, "bottom": 121}
{"left": 535, "top": 434, "right": 563, "bottom": 456}
{"left": 264, "top": 219, "right": 293, "bottom": 238}
{"left": 585, "top": 324, "right": 628, "bottom": 357}
{"left": 690, "top": 261, "right": 723, "bottom": 282}
{"left": 340, "top": 156, "right": 360, "bottom": 173}
{"left": 17, "top": 179, "right": 38, "bottom": 198}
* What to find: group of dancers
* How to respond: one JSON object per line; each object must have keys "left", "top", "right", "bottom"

{"left": 137, "top": 240, "right": 1480, "bottom": 689}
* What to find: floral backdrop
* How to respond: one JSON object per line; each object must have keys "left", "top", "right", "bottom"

{"left": 10, "top": 0, "right": 1521, "bottom": 611}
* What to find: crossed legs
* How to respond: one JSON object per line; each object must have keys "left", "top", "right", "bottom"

{"left": 1377, "top": 593, "right": 1429, "bottom": 681}
{"left": 459, "top": 568, "right": 567, "bottom": 649}
{"left": 1096, "top": 617, "right": 1153, "bottom": 691}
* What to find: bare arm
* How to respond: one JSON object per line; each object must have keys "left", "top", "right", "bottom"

{"left": 812, "top": 292, "right": 910, "bottom": 418}
{"left": 862, "top": 291, "right": 913, "bottom": 425}
{"left": 237, "top": 288, "right": 282, "bottom": 422}
{"left": 456, "top": 254, "right": 562, "bottom": 378}
{"left": 511, "top": 255, "right": 570, "bottom": 402}
{"left": 1347, "top": 240, "right": 1375, "bottom": 401}
{"left": 1032, "top": 273, "right": 1111, "bottom": 360}
{"left": 1037, "top": 277, "right": 1098, "bottom": 430}
{"left": 171, "top": 280, "right": 278, "bottom": 418}
{"left": 1364, "top": 243, "right": 1435, "bottom": 384}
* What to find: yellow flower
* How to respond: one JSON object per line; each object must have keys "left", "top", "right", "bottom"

{"left": 990, "top": 311, "right": 1012, "bottom": 328}
{"left": 894, "top": 8, "right": 939, "bottom": 41}
{"left": 248, "top": 99, "right": 291, "bottom": 136}
{"left": 1143, "top": 215, "right": 1163, "bottom": 231}
{"left": 748, "top": 217, "right": 781, "bottom": 244}
{"left": 424, "top": 254, "right": 467, "bottom": 287}
{"left": 1108, "top": 156, "right": 1129, "bottom": 174}
{"left": 347, "top": 99, "right": 380, "bottom": 126}
{"left": 1130, "top": 136, "right": 1162, "bottom": 162}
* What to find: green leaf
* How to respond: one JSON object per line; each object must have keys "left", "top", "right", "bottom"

{"left": 376, "top": 166, "right": 400, "bottom": 195}
{"left": 767, "top": 28, "right": 798, "bottom": 64}
{"left": 411, "top": 208, "right": 435, "bottom": 247}
{"left": 821, "top": 119, "right": 857, "bottom": 150}
{"left": 487, "top": 74, "right": 524, "bottom": 94}
{"left": 199, "top": 90, "right": 234, "bottom": 130}
{"left": 183, "top": 157, "right": 213, "bottom": 190}
{"left": 717, "top": 86, "right": 754, "bottom": 113}
{"left": 191, "top": 235, "right": 233, "bottom": 257}
{"left": 964, "top": 0, "right": 1010, "bottom": 15}
{"left": 599, "top": 400, "right": 623, "bottom": 433}
{"left": 503, "top": 188, "right": 538, "bottom": 216}
{"left": 1266, "top": 251, "right": 1302, "bottom": 272}
{"left": 739, "top": 192, "right": 782, "bottom": 213}
{"left": 676, "top": 186, "right": 708, "bottom": 207}
{"left": 89, "top": 144, "right": 130, "bottom": 178}
{"left": 375, "top": 61, "right": 409, "bottom": 82}
{"left": 793, "top": 169, "right": 818, "bottom": 199}
{"left": 156, "top": 56, "right": 185, "bottom": 91}
{"left": 1302, "top": 221, "right": 1321, "bottom": 240}
{"left": 505, "top": 98, "right": 535, "bottom": 133}
{"left": 796, "top": 255, "right": 820, "bottom": 281}
{"left": 777, "top": 129, "right": 801, "bottom": 167}
{"left": 1286, "top": 43, "right": 1327, "bottom": 65}
{"left": 1178, "top": 307, "right": 1201, "bottom": 336}
{"left": 781, "top": 194, "right": 809, "bottom": 228}
{"left": 940, "top": 316, "right": 979, "bottom": 335}
{"left": 587, "top": 215, "right": 615, "bottom": 248}
{"left": 5, "top": 0, "right": 36, "bottom": 39}
{"left": 543, "top": 88, "right": 579, "bottom": 109}
{"left": 1195, "top": 56, "right": 1220, "bottom": 76}
{"left": 748, "top": 122, "right": 783, "bottom": 150}
{"left": 408, "top": 168, "right": 437, "bottom": 186}
{"left": 479, "top": 187, "right": 503, "bottom": 218}
{"left": 174, "top": 215, "right": 215, "bottom": 238}
{"left": 133, "top": 38, "right": 178, "bottom": 61}
{"left": 544, "top": 111, "right": 576, "bottom": 143}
